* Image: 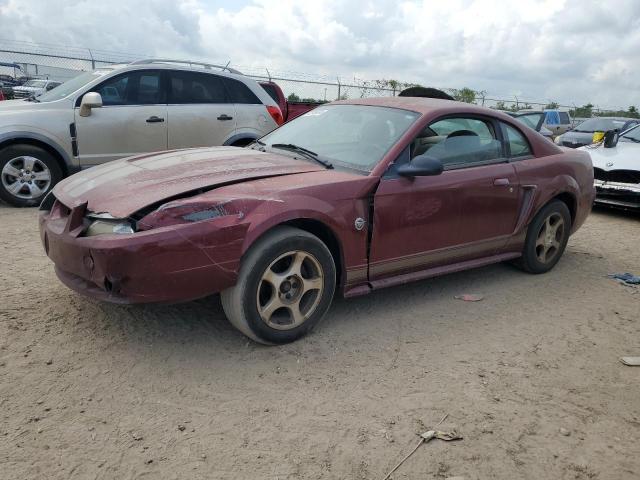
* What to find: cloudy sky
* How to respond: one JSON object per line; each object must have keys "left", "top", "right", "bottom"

{"left": 1, "top": 0, "right": 639, "bottom": 109}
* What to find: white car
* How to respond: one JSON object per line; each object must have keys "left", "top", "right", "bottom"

{"left": 12, "top": 79, "right": 62, "bottom": 99}
{"left": 578, "top": 124, "right": 640, "bottom": 210}
{"left": 0, "top": 59, "right": 282, "bottom": 207}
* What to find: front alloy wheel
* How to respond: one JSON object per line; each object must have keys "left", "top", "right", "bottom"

{"left": 1, "top": 156, "right": 52, "bottom": 201}
{"left": 0, "top": 145, "right": 62, "bottom": 207}
{"left": 257, "top": 250, "right": 324, "bottom": 330}
{"left": 221, "top": 226, "right": 336, "bottom": 345}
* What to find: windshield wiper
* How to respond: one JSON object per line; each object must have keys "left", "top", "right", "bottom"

{"left": 270, "top": 143, "right": 333, "bottom": 169}
{"left": 624, "top": 137, "right": 640, "bottom": 143}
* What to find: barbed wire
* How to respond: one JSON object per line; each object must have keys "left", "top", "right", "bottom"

{"left": 0, "top": 39, "right": 632, "bottom": 113}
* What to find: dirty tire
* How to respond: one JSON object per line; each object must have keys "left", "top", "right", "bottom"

{"left": 221, "top": 226, "right": 336, "bottom": 345}
{"left": 0, "top": 144, "right": 63, "bottom": 207}
{"left": 517, "top": 200, "right": 571, "bottom": 274}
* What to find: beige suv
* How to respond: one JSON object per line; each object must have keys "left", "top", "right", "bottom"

{"left": 0, "top": 59, "right": 283, "bottom": 207}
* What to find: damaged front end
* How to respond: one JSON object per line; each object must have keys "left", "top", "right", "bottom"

{"left": 38, "top": 191, "right": 256, "bottom": 304}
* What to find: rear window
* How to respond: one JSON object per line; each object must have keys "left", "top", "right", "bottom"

{"left": 224, "top": 78, "right": 261, "bottom": 104}
{"left": 260, "top": 83, "right": 279, "bottom": 103}
{"left": 169, "top": 71, "right": 227, "bottom": 104}
{"left": 559, "top": 112, "right": 570, "bottom": 124}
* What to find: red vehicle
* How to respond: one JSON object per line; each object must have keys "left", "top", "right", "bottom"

{"left": 39, "top": 97, "right": 595, "bottom": 344}
{"left": 259, "top": 80, "right": 323, "bottom": 122}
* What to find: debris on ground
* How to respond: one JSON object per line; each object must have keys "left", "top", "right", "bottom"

{"left": 381, "top": 419, "right": 462, "bottom": 480}
{"left": 559, "top": 428, "right": 571, "bottom": 436}
{"left": 454, "top": 294, "right": 484, "bottom": 302}
{"left": 608, "top": 273, "right": 640, "bottom": 285}
{"left": 620, "top": 357, "right": 640, "bottom": 366}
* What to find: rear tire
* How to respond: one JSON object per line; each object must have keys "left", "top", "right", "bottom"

{"left": 221, "top": 226, "right": 336, "bottom": 345}
{"left": 0, "top": 144, "right": 63, "bottom": 207}
{"left": 517, "top": 200, "right": 571, "bottom": 274}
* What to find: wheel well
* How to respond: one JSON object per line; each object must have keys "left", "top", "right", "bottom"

{"left": 282, "top": 219, "right": 344, "bottom": 289}
{"left": 0, "top": 138, "right": 69, "bottom": 176}
{"left": 552, "top": 192, "right": 576, "bottom": 225}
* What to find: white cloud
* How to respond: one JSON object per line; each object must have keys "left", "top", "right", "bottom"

{"left": 1, "top": 0, "right": 640, "bottom": 108}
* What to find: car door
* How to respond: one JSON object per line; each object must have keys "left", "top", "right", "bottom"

{"left": 166, "top": 70, "right": 236, "bottom": 149}
{"left": 74, "top": 70, "right": 167, "bottom": 166}
{"left": 369, "top": 116, "right": 521, "bottom": 281}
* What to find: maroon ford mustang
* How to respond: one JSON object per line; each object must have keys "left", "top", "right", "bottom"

{"left": 39, "top": 97, "right": 595, "bottom": 344}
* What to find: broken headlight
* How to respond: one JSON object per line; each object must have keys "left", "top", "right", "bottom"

{"left": 84, "top": 213, "right": 135, "bottom": 236}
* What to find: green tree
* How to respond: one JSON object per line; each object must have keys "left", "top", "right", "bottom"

{"left": 495, "top": 101, "right": 507, "bottom": 110}
{"left": 574, "top": 103, "right": 594, "bottom": 118}
{"left": 628, "top": 106, "right": 638, "bottom": 118}
{"left": 449, "top": 87, "right": 477, "bottom": 103}
{"left": 545, "top": 101, "right": 559, "bottom": 109}
{"left": 287, "top": 92, "right": 301, "bottom": 102}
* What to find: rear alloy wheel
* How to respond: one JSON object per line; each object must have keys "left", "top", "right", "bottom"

{"left": 0, "top": 145, "right": 62, "bottom": 207}
{"left": 221, "top": 226, "right": 336, "bottom": 344}
{"left": 518, "top": 200, "right": 571, "bottom": 274}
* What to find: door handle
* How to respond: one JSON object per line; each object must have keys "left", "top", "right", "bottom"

{"left": 146, "top": 116, "right": 164, "bottom": 123}
{"left": 217, "top": 114, "right": 233, "bottom": 121}
{"left": 493, "top": 178, "right": 510, "bottom": 186}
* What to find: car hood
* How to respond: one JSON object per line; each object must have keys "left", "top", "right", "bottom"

{"left": 578, "top": 142, "right": 640, "bottom": 171}
{"left": 0, "top": 98, "right": 41, "bottom": 111}
{"left": 53, "top": 147, "right": 325, "bottom": 218}
{"left": 560, "top": 131, "right": 594, "bottom": 144}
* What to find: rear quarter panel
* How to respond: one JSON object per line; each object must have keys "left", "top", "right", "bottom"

{"left": 512, "top": 149, "right": 594, "bottom": 237}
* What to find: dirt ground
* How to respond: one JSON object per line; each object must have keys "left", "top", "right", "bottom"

{"left": 0, "top": 204, "right": 639, "bottom": 480}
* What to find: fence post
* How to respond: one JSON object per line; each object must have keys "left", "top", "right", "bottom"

{"left": 88, "top": 48, "right": 95, "bottom": 69}
{"left": 337, "top": 77, "right": 341, "bottom": 100}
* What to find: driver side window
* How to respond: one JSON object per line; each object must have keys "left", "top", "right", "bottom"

{"left": 411, "top": 117, "right": 502, "bottom": 168}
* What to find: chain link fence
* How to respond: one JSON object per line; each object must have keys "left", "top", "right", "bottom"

{"left": 0, "top": 39, "right": 625, "bottom": 115}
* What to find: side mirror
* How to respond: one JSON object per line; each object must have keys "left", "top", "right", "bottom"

{"left": 604, "top": 130, "right": 619, "bottom": 148}
{"left": 79, "top": 92, "right": 102, "bottom": 117}
{"left": 398, "top": 155, "right": 444, "bottom": 178}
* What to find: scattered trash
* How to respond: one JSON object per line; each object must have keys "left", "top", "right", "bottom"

{"left": 45, "top": 359, "right": 53, "bottom": 365}
{"left": 131, "top": 432, "right": 143, "bottom": 441}
{"left": 559, "top": 427, "right": 571, "bottom": 436}
{"left": 381, "top": 414, "right": 461, "bottom": 480}
{"left": 454, "top": 294, "right": 484, "bottom": 302}
{"left": 177, "top": 425, "right": 186, "bottom": 431}
{"left": 608, "top": 273, "right": 640, "bottom": 285}
{"left": 620, "top": 357, "right": 640, "bottom": 366}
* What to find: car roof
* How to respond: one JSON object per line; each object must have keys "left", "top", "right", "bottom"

{"left": 331, "top": 96, "right": 521, "bottom": 121}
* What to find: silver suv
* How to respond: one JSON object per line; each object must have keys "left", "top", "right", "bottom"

{"left": 0, "top": 59, "right": 282, "bottom": 207}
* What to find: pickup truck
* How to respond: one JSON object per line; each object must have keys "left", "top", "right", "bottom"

{"left": 259, "top": 81, "right": 323, "bottom": 122}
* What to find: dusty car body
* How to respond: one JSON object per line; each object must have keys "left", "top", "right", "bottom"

{"left": 40, "top": 97, "right": 595, "bottom": 344}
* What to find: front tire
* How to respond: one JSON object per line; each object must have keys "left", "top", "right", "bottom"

{"left": 221, "top": 226, "right": 336, "bottom": 345}
{"left": 518, "top": 200, "right": 571, "bottom": 274}
{"left": 0, "top": 144, "right": 63, "bottom": 207}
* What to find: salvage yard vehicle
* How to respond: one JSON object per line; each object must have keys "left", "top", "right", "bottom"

{"left": 259, "top": 80, "right": 324, "bottom": 122}
{"left": 579, "top": 124, "right": 640, "bottom": 210}
{"left": 555, "top": 117, "right": 640, "bottom": 148}
{"left": 0, "top": 59, "right": 283, "bottom": 207}
{"left": 39, "top": 97, "right": 595, "bottom": 344}
{"left": 11, "top": 78, "right": 62, "bottom": 99}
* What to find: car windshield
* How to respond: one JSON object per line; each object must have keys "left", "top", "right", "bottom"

{"left": 515, "top": 113, "right": 543, "bottom": 130}
{"left": 258, "top": 104, "right": 420, "bottom": 172}
{"left": 573, "top": 118, "right": 627, "bottom": 133}
{"left": 36, "top": 69, "right": 112, "bottom": 102}
{"left": 620, "top": 124, "right": 640, "bottom": 143}
{"left": 23, "top": 80, "right": 47, "bottom": 88}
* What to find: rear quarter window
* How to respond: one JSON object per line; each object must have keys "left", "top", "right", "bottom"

{"left": 559, "top": 112, "right": 570, "bottom": 124}
{"left": 224, "top": 78, "right": 261, "bottom": 104}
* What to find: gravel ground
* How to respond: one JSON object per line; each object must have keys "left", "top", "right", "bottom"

{"left": 0, "top": 204, "right": 639, "bottom": 480}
